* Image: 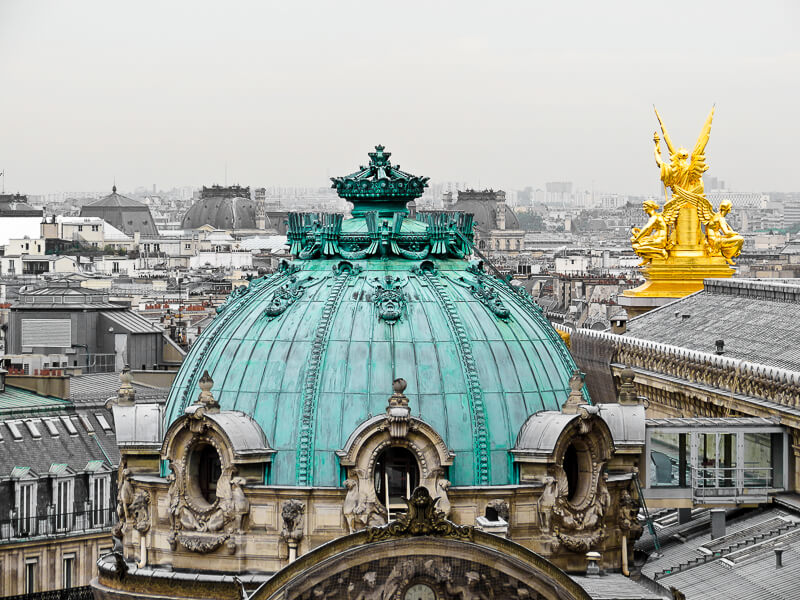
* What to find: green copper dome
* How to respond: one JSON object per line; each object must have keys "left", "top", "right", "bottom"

{"left": 164, "top": 147, "right": 582, "bottom": 488}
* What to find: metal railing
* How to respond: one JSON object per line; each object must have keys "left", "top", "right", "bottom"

{"left": 2, "top": 586, "right": 93, "bottom": 600}
{"left": 0, "top": 508, "right": 117, "bottom": 542}
{"left": 4, "top": 585, "right": 94, "bottom": 600}
{"left": 691, "top": 466, "right": 773, "bottom": 502}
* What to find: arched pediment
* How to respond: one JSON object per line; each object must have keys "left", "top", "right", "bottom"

{"left": 337, "top": 415, "right": 454, "bottom": 475}
{"left": 254, "top": 530, "right": 590, "bottom": 600}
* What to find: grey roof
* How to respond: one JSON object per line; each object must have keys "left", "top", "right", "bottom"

{"left": 598, "top": 403, "right": 645, "bottom": 446}
{"left": 570, "top": 574, "right": 666, "bottom": 600}
{"left": 69, "top": 372, "right": 170, "bottom": 404}
{"left": 450, "top": 197, "right": 521, "bottom": 231}
{"left": 113, "top": 403, "right": 162, "bottom": 449}
{"left": 100, "top": 310, "right": 162, "bottom": 334}
{"left": 624, "top": 278, "right": 800, "bottom": 372}
{"left": 205, "top": 411, "right": 272, "bottom": 457}
{"left": 181, "top": 195, "right": 259, "bottom": 230}
{"left": 513, "top": 411, "right": 578, "bottom": 455}
{"left": 0, "top": 410, "right": 120, "bottom": 475}
{"left": 639, "top": 506, "right": 800, "bottom": 600}
{"left": 80, "top": 187, "right": 159, "bottom": 236}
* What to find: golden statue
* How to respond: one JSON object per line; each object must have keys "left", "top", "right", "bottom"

{"left": 622, "top": 107, "right": 741, "bottom": 309}
{"left": 706, "top": 200, "right": 744, "bottom": 264}
{"left": 630, "top": 200, "right": 668, "bottom": 264}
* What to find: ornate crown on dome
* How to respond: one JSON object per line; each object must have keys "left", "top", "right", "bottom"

{"left": 330, "top": 145, "right": 429, "bottom": 217}
{"left": 287, "top": 146, "right": 475, "bottom": 260}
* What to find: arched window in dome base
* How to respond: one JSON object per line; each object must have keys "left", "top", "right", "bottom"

{"left": 374, "top": 446, "right": 420, "bottom": 519}
{"left": 337, "top": 416, "right": 454, "bottom": 532}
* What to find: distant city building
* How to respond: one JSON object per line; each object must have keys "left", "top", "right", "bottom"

{"left": 0, "top": 194, "right": 44, "bottom": 246}
{"left": 182, "top": 185, "right": 259, "bottom": 230}
{"left": 444, "top": 188, "right": 525, "bottom": 253}
{"left": 80, "top": 186, "right": 159, "bottom": 237}
{"left": 0, "top": 384, "right": 119, "bottom": 596}
{"left": 7, "top": 283, "right": 185, "bottom": 371}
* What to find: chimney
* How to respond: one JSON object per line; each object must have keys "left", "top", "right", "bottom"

{"left": 775, "top": 544, "right": 786, "bottom": 568}
{"left": 715, "top": 339, "right": 725, "bottom": 355}
{"left": 611, "top": 315, "right": 628, "bottom": 334}
{"left": 710, "top": 508, "right": 726, "bottom": 539}
{"left": 585, "top": 552, "right": 601, "bottom": 577}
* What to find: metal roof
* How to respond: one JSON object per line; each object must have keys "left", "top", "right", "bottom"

{"left": 100, "top": 309, "right": 162, "bottom": 334}
{"left": 640, "top": 507, "right": 800, "bottom": 600}
{"left": 0, "top": 386, "right": 69, "bottom": 414}
{"left": 625, "top": 279, "right": 800, "bottom": 372}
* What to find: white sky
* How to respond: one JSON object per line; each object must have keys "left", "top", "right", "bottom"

{"left": 1, "top": 1, "right": 798, "bottom": 195}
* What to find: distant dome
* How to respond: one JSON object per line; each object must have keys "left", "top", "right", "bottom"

{"left": 164, "top": 148, "right": 581, "bottom": 489}
{"left": 451, "top": 194, "right": 521, "bottom": 231}
{"left": 182, "top": 185, "right": 259, "bottom": 230}
{"left": 80, "top": 187, "right": 158, "bottom": 236}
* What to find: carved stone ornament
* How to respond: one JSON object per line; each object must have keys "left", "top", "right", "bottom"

{"left": 367, "top": 486, "right": 473, "bottom": 542}
{"left": 343, "top": 468, "right": 387, "bottom": 533}
{"left": 370, "top": 275, "right": 408, "bottom": 323}
{"left": 175, "top": 532, "right": 230, "bottom": 553}
{"left": 386, "top": 378, "right": 411, "bottom": 439}
{"left": 561, "top": 370, "right": 586, "bottom": 415}
{"left": 161, "top": 374, "right": 261, "bottom": 554}
{"left": 115, "top": 365, "right": 135, "bottom": 406}
{"left": 280, "top": 499, "right": 305, "bottom": 543}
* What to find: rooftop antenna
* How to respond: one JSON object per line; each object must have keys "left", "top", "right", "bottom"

{"left": 1, "top": 169, "right": 4, "bottom": 194}
{"left": 225, "top": 162, "right": 228, "bottom": 186}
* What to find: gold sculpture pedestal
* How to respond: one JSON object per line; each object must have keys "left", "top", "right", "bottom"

{"left": 620, "top": 256, "right": 734, "bottom": 318}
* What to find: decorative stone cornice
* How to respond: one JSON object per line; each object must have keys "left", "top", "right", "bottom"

{"left": 571, "top": 328, "right": 800, "bottom": 409}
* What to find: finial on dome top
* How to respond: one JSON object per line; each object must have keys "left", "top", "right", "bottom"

{"left": 330, "top": 146, "right": 429, "bottom": 217}
{"left": 112, "top": 184, "right": 117, "bottom": 193}
{"left": 368, "top": 144, "right": 391, "bottom": 168}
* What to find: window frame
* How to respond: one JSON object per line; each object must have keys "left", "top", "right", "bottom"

{"left": 16, "top": 480, "right": 38, "bottom": 536}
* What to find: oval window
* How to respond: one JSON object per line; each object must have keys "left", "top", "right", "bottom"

{"left": 187, "top": 442, "right": 222, "bottom": 507}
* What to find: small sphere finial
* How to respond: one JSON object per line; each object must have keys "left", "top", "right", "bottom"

{"left": 392, "top": 378, "right": 407, "bottom": 394}
{"left": 112, "top": 184, "right": 117, "bottom": 193}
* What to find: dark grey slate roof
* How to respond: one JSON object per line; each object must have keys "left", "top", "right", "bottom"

{"left": 0, "top": 409, "right": 120, "bottom": 475}
{"left": 80, "top": 188, "right": 159, "bottom": 236}
{"left": 69, "top": 373, "right": 169, "bottom": 404}
{"left": 624, "top": 279, "right": 800, "bottom": 372}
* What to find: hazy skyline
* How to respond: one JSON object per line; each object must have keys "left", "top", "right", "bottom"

{"left": 1, "top": 1, "right": 798, "bottom": 196}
